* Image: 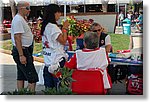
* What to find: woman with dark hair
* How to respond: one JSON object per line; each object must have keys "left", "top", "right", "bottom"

{"left": 40, "top": 4, "right": 70, "bottom": 89}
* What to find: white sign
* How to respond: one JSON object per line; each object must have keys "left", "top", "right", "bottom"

{"left": 57, "top": 0, "right": 84, "bottom": 5}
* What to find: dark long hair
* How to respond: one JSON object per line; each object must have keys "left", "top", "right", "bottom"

{"left": 41, "top": 4, "right": 61, "bottom": 35}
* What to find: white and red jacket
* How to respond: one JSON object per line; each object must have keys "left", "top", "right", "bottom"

{"left": 65, "top": 47, "right": 112, "bottom": 89}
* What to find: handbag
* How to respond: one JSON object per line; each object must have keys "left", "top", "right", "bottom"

{"left": 127, "top": 74, "right": 143, "bottom": 95}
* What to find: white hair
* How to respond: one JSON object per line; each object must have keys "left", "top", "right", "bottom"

{"left": 17, "top": 1, "right": 29, "bottom": 10}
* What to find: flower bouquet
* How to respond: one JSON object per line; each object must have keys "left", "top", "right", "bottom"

{"left": 61, "top": 16, "right": 94, "bottom": 50}
{"left": 32, "top": 22, "right": 42, "bottom": 43}
{"left": 62, "top": 16, "right": 94, "bottom": 37}
{"left": 32, "top": 28, "right": 42, "bottom": 43}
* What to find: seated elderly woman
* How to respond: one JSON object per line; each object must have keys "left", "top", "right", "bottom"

{"left": 65, "top": 31, "right": 112, "bottom": 94}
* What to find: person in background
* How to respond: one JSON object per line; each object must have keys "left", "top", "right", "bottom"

{"left": 133, "top": 12, "right": 139, "bottom": 21}
{"left": 127, "top": 11, "right": 133, "bottom": 20}
{"left": 11, "top": 1, "right": 38, "bottom": 92}
{"left": 31, "top": 19, "right": 42, "bottom": 43}
{"left": 37, "top": 16, "right": 42, "bottom": 29}
{"left": 131, "top": 11, "right": 139, "bottom": 27}
{"left": 40, "top": 4, "right": 70, "bottom": 89}
{"left": 65, "top": 31, "right": 112, "bottom": 94}
{"left": 90, "top": 22, "right": 112, "bottom": 53}
{"left": 118, "top": 11, "right": 124, "bottom": 26}
{"left": 135, "top": 11, "right": 143, "bottom": 33}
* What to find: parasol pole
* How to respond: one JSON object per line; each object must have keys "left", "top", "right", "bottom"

{"left": 64, "top": 1, "right": 67, "bottom": 20}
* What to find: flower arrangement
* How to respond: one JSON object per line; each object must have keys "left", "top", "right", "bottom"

{"left": 62, "top": 16, "right": 94, "bottom": 37}
{"left": 32, "top": 22, "right": 42, "bottom": 43}
{"left": 32, "top": 29, "right": 41, "bottom": 43}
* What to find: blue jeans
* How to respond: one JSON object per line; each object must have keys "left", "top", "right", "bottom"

{"left": 43, "top": 57, "right": 66, "bottom": 89}
{"left": 43, "top": 66, "right": 60, "bottom": 89}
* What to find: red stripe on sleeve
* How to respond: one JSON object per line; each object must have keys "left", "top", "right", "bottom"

{"left": 65, "top": 54, "right": 77, "bottom": 69}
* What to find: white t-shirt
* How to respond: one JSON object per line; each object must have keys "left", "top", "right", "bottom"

{"left": 76, "top": 48, "right": 111, "bottom": 89}
{"left": 127, "top": 13, "right": 132, "bottom": 20}
{"left": 11, "top": 14, "right": 33, "bottom": 47}
{"left": 119, "top": 13, "right": 124, "bottom": 21}
{"left": 42, "top": 23, "right": 67, "bottom": 66}
{"left": 76, "top": 48, "right": 108, "bottom": 71}
{"left": 105, "top": 35, "right": 111, "bottom": 46}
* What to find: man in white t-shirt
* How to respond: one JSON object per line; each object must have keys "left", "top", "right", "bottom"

{"left": 11, "top": 1, "right": 38, "bottom": 92}
{"left": 118, "top": 11, "right": 124, "bottom": 26}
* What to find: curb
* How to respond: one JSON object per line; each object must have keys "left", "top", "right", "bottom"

{"left": 0, "top": 48, "right": 44, "bottom": 63}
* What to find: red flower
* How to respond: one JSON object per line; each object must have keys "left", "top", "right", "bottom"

{"left": 44, "top": 41, "right": 50, "bottom": 48}
{"left": 65, "top": 16, "right": 94, "bottom": 37}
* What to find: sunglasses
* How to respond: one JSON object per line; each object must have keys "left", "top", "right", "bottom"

{"left": 21, "top": 6, "right": 30, "bottom": 10}
{"left": 93, "top": 29, "right": 101, "bottom": 32}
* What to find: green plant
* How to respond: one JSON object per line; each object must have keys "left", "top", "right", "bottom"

{"left": 59, "top": 67, "right": 75, "bottom": 87}
{"left": 33, "top": 42, "right": 43, "bottom": 54}
{"left": 62, "top": 16, "right": 94, "bottom": 37}
{"left": 2, "top": 88, "right": 35, "bottom": 95}
{"left": 0, "top": 40, "right": 12, "bottom": 50}
{"left": 42, "top": 86, "right": 74, "bottom": 95}
{"left": 42, "top": 67, "right": 76, "bottom": 95}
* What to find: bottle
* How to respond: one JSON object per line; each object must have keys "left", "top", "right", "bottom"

{"left": 64, "top": 40, "right": 69, "bottom": 52}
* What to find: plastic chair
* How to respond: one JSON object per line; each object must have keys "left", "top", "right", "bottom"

{"left": 72, "top": 69, "right": 105, "bottom": 95}
{"left": 129, "top": 35, "right": 142, "bottom": 49}
{"left": 76, "top": 38, "right": 84, "bottom": 50}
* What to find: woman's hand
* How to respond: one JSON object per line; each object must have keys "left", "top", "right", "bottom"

{"left": 57, "top": 20, "right": 70, "bottom": 45}
{"left": 62, "top": 20, "right": 70, "bottom": 30}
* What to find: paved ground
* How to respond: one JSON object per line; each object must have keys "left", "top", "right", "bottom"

{"left": 115, "top": 26, "right": 142, "bottom": 35}
{"left": 0, "top": 52, "right": 44, "bottom": 93}
{"left": 0, "top": 52, "right": 127, "bottom": 95}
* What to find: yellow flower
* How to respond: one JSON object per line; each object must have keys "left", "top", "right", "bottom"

{"left": 61, "top": 16, "right": 94, "bottom": 37}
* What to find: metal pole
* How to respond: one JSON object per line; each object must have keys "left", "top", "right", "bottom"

{"left": 125, "top": 4, "right": 127, "bottom": 18}
{"left": 64, "top": 2, "right": 66, "bottom": 20}
{"left": 117, "top": 0, "right": 120, "bottom": 26}
{"left": 84, "top": 0, "right": 86, "bottom": 13}
{"left": 70, "top": 1, "right": 71, "bottom": 13}
{"left": 117, "top": 1, "right": 119, "bottom": 13}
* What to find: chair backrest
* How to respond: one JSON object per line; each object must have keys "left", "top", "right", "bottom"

{"left": 76, "top": 38, "right": 84, "bottom": 50}
{"left": 129, "top": 34, "right": 142, "bottom": 49}
{"left": 72, "top": 69, "right": 105, "bottom": 95}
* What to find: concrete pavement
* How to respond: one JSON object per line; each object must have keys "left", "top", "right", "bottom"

{"left": 0, "top": 52, "right": 127, "bottom": 95}
{"left": 0, "top": 52, "right": 45, "bottom": 93}
{"left": 0, "top": 26, "right": 143, "bottom": 95}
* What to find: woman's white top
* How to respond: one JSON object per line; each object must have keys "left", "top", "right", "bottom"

{"left": 42, "top": 23, "right": 67, "bottom": 66}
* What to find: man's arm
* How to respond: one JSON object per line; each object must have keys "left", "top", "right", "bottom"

{"left": 105, "top": 44, "right": 112, "bottom": 53}
{"left": 14, "top": 33, "right": 27, "bottom": 64}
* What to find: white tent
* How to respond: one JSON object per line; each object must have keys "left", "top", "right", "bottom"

{"left": 3, "top": 0, "right": 143, "bottom": 4}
